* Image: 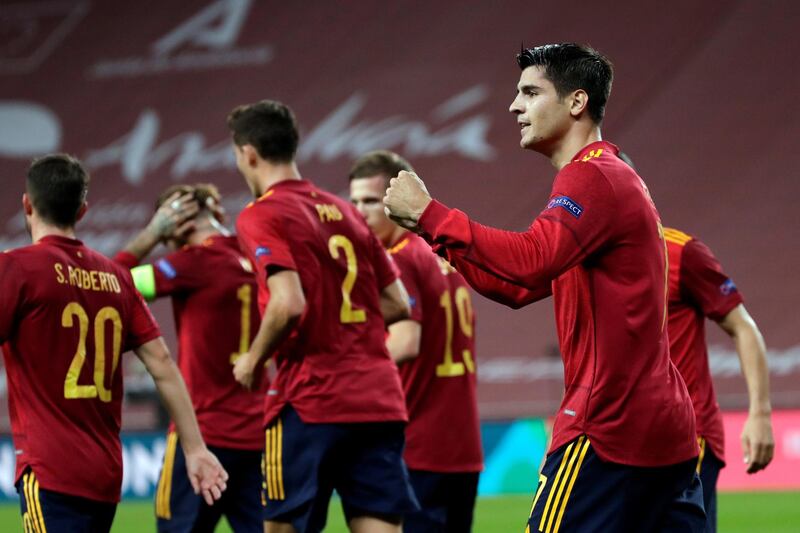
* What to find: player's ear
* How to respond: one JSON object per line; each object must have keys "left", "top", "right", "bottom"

{"left": 76, "top": 201, "right": 88, "bottom": 222}
{"left": 22, "top": 193, "right": 33, "bottom": 216}
{"left": 243, "top": 144, "right": 259, "bottom": 168}
{"left": 568, "top": 89, "right": 589, "bottom": 118}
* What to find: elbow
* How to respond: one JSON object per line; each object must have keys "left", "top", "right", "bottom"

{"left": 386, "top": 299, "right": 411, "bottom": 325}
{"left": 394, "top": 349, "right": 419, "bottom": 365}
{"left": 272, "top": 294, "right": 305, "bottom": 325}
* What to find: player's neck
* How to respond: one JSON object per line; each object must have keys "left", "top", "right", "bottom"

{"left": 256, "top": 161, "right": 302, "bottom": 196}
{"left": 30, "top": 219, "right": 77, "bottom": 243}
{"left": 384, "top": 225, "right": 409, "bottom": 248}
{"left": 186, "top": 216, "right": 229, "bottom": 245}
{"left": 548, "top": 124, "right": 602, "bottom": 170}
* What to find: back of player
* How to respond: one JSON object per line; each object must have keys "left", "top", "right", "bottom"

{"left": 229, "top": 100, "right": 417, "bottom": 533}
{"left": 1, "top": 154, "right": 231, "bottom": 533}
{"left": 0, "top": 236, "right": 160, "bottom": 526}
{"left": 238, "top": 180, "right": 408, "bottom": 425}
{"left": 664, "top": 227, "right": 774, "bottom": 532}
{"left": 394, "top": 236, "right": 483, "bottom": 533}
{"left": 115, "top": 185, "right": 264, "bottom": 533}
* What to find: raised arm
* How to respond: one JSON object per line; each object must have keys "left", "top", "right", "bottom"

{"left": 118, "top": 192, "right": 198, "bottom": 263}
{"left": 384, "top": 167, "right": 616, "bottom": 293}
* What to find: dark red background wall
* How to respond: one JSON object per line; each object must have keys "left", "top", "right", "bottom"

{"left": 1, "top": 0, "right": 797, "bottom": 421}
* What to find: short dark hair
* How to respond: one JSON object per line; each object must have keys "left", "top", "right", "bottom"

{"left": 517, "top": 43, "right": 613, "bottom": 124}
{"left": 348, "top": 150, "right": 415, "bottom": 186}
{"left": 227, "top": 100, "right": 299, "bottom": 163}
{"left": 26, "top": 154, "right": 89, "bottom": 228}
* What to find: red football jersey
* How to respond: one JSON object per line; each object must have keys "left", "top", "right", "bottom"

{"left": 389, "top": 233, "right": 483, "bottom": 473}
{"left": 236, "top": 179, "right": 407, "bottom": 426}
{"left": 666, "top": 228, "right": 742, "bottom": 463}
{"left": 418, "top": 141, "right": 698, "bottom": 467}
{"left": 115, "top": 235, "right": 264, "bottom": 450}
{"left": 0, "top": 236, "right": 161, "bottom": 502}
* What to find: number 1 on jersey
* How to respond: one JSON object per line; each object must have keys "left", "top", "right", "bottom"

{"left": 230, "top": 284, "right": 252, "bottom": 364}
{"left": 328, "top": 235, "right": 366, "bottom": 324}
{"left": 436, "top": 286, "right": 475, "bottom": 377}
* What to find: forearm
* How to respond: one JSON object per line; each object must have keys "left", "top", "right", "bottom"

{"left": 148, "top": 355, "right": 206, "bottom": 453}
{"left": 249, "top": 303, "right": 300, "bottom": 363}
{"left": 386, "top": 320, "right": 421, "bottom": 364}
{"left": 735, "top": 326, "right": 771, "bottom": 415}
{"left": 379, "top": 280, "right": 411, "bottom": 325}
{"left": 121, "top": 227, "right": 162, "bottom": 262}
{"left": 419, "top": 201, "right": 569, "bottom": 291}
{"left": 446, "top": 251, "right": 551, "bottom": 308}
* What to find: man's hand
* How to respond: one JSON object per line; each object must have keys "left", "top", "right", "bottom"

{"left": 383, "top": 170, "right": 432, "bottom": 231}
{"left": 184, "top": 447, "right": 229, "bottom": 505}
{"left": 148, "top": 192, "right": 199, "bottom": 241}
{"left": 233, "top": 352, "right": 261, "bottom": 390}
{"left": 741, "top": 412, "right": 775, "bottom": 474}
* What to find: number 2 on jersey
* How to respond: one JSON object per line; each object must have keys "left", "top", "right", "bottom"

{"left": 328, "top": 235, "right": 366, "bottom": 324}
{"left": 436, "top": 286, "right": 475, "bottom": 377}
{"left": 62, "top": 302, "right": 122, "bottom": 402}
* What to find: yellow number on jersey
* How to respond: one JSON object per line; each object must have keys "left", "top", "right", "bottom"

{"left": 328, "top": 235, "right": 367, "bottom": 324}
{"left": 62, "top": 302, "right": 122, "bottom": 402}
{"left": 435, "top": 286, "right": 475, "bottom": 377}
{"left": 230, "top": 284, "right": 252, "bottom": 364}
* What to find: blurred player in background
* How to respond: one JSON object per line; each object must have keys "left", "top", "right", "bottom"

{"left": 384, "top": 43, "right": 707, "bottom": 531}
{"left": 227, "top": 101, "right": 418, "bottom": 533}
{"left": 663, "top": 226, "right": 774, "bottom": 532}
{"left": 0, "top": 155, "right": 227, "bottom": 533}
{"left": 114, "top": 183, "right": 264, "bottom": 532}
{"left": 349, "top": 150, "right": 483, "bottom": 533}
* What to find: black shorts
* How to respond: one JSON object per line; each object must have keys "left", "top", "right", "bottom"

{"left": 16, "top": 468, "right": 117, "bottom": 533}
{"left": 404, "top": 469, "right": 479, "bottom": 533}
{"left": 155, "top": 432, "right": 262, "bottom": 533}
{"left": 697, "top": 437, "right": 724, "bottom": 533}
{"left": 526, "top": 435, "right": 706, "bottom": 533}
{"left": 261, "top": 404, "right": 419, "bottom": 532}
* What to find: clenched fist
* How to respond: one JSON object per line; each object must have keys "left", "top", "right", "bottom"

{"left": 383, "top": 170, "right": 433, "bottom": 231}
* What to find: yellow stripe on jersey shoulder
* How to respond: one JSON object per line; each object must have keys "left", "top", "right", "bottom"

{"left": 388, "top": 237, "right": 410, "bottom": 255}
{"left": 663, "top": 227, "right": 692, "bottom": 245}
{"left": 245, "top": 189, "right": 276, "bottom": 209}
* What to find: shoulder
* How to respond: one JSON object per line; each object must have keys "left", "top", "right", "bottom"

{"left": 236, "top": 197, "right": 282, "bottom": 234}
{"left": 679, "top": 234, "right": 721, "bottom": 270}
{"left": 392, "top": 234, "right": 441, "bottom": 276}
{"left": 664, "top": 227, "right": 695, "bottom": 249}
{"left": 555, "top": 154, "right": 617, "bottom": 202}
{"left": 0, "top": 248, "right": 23, "bottom": 276}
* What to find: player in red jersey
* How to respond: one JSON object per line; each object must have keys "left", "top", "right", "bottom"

{"left": 114, "top": 183, "right": 264, "bottom": 532}
{"left": 226, "top": 101, "right": 418, "bottom": 533}
{"left": 0, "top": 155, "right": 227, "bottom": 533}
{"left": 384, "top": 43, "right": 706, "bottom": 532}
{"left": 664, "top": 227, "right": 773, "bottom": 532}
{"left": 349, "top": 150, "right": 482, "bottom": 533}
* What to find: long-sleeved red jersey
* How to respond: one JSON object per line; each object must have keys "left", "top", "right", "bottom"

{"left": 418, "top": 141, "right": 698, "bottom": 467}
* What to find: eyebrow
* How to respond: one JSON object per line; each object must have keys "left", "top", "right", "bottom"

{"left": 517, "top": 84, "right": 543, "bottom": 92}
